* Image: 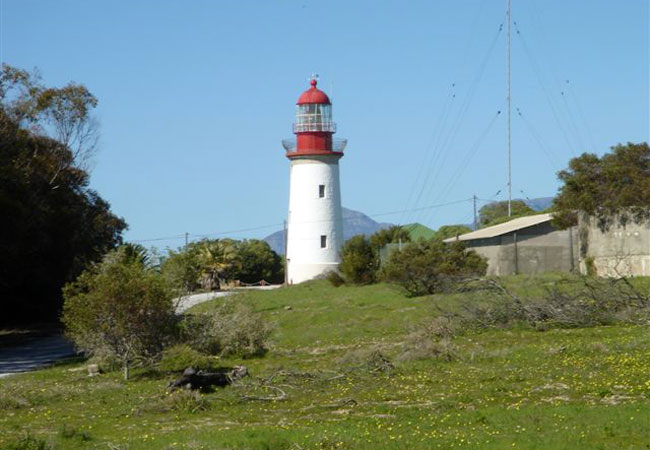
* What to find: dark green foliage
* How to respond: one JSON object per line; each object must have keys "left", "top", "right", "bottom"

{"left": 369, "top": 225, "right": 411, "bottom": 248}
{"left": 161, "top": 238, "right": 283, "bottom": 293}
{"left": 478, "top": 200, "right": 536, "bottom": 227}
{"left": 326, "top": 270, "right": 345, "bottom": 287}
{"left": 433, "top": 224, "right": 472, "bottom": 240}
{"left": 0, "top": 113, "right": 126, "bottom": 323}
{"left": 553, "top": 142, "right": 650, "bottom": 230}
{"left": 62, "top": 246, "right": 176, "bottom": 379}
{"left": 338, "top": 227, "right": 414, "bottom": 285}
{"left": 380, "top": 240, "right": 487, "bottom": 296}
{"left": 162, "top": 244, "right": 207, "bottom": 293}
{"left": 237, "top": 239, "right": 284, "bottom": 284}
{"left": 0, "top": 65, "right": 126, "bottom": 325}
{"left": 3, "top": 434, "right": 52, "bottom": 450}
{"left": 338, "top": 235, "right": 377, "bottom": 284}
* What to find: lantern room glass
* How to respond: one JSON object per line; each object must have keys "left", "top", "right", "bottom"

{"left": 296, "top": 104, "right": 332, "bottom": 125}
{"left": 294, "top": 104, "right": 335, "bottom": 132}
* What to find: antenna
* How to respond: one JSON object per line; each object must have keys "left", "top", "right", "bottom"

{"left": 309, "top": 73, "right": 319, "bottom": 83}
{"left": 506, "top": 0, "right": 512, "bottom": 216}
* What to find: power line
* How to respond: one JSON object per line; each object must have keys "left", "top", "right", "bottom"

{"left": 399, "top": 82, "right": 457, "bottom": 225}
{"left": 369, "top": 198, "right": 473, "bottom": 219}
{"left": 512, "top": 19, "right": 577, "bottom": 156}
{"left": 432, "top": 110, "right": 503, "bottom": 207}
{"left": 563, "top": 79, "right": 598, "bottom": 153}
{"left": 131, "top": 223, "right": 282, "bottom": 244}
{"left": 401, "top": 0, "right": 491, "bottom": 226}
{"left": 130, "top": 198, "right": 477, "bottom": 244}
{"left": 131, "top": 234, "right": 187, "bottom": 243}
{"left": 408, "top": 22, "right": 504, "bottom": 226}
{"left": 515, "top": 106, "right": 560, "bottom": 169}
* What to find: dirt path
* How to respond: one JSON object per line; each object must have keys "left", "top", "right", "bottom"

{"left": 174, "top": 285, "right": 281, "bottom": 313}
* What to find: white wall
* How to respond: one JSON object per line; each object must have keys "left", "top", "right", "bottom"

{"left": 286, "top": 155, "right": 343, "bottom": 284}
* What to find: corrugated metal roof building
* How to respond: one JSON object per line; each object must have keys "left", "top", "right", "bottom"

{"left": 444, "top": 213, "right": 578, "bottom": 276}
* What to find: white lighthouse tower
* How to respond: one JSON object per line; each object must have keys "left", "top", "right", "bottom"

{"left": 282, "top": 77, "right": 347, "bottom": 284}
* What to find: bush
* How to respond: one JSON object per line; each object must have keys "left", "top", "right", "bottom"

{"left": 158, "top": 344, "right": 216, "bottom": 372}
{"left": 62, "top": 246, "right": 177, "bottom": 380}
{"left": 327, "top": 271, "right": 345, "bottom": 287}
{"left": 399, "top": 317, "right": 458, "bottom": 362}
{"left": 451, "top": 276, "right": 650, "bottom": 330}
{"left": 369, "top": 225, "right": 411, "bottom": 248}
{"left": 181, "top": 301, "right": 271, "bottom": 358}
{"left": 58, "top": 424, "right": 91, "bottom": 442}
{"left": 380, "top": 240, "right": 487, "bottom": 296}
{"left": 0, "top": 392, "right": 31, "bottom": 410}
{"left": 137, "top": 390, "right": 211, "bottom": 415}
{"left": 338, "top": 235, "right": 377, "bottom": 284}
{"left": 436, "top": 276, "right": 650, "bottom": 333}
{"left": 401, "top": 276, "right": 650, "bottom": 361}
{"left": 4, "top": 435, "right": 52, "bottom": 450}
{"left": 161, "top": 247, "right": 202, "bottom": 294}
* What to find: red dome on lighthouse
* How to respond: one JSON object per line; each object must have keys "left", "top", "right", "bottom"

{"left": 297, "top": 79, "right": 331, "bottom": 105}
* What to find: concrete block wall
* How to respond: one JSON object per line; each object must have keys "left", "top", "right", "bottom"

{"left": 578, "top": 215, "right": 650, "bottom": 277}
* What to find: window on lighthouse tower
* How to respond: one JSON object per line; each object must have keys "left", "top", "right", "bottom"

{"left": 320, "top": 235, "right": 327, "bottom": 248}
{"left": 319, "top": 184, "right": 325, "bottom": 198}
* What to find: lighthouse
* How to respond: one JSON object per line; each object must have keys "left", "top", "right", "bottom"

{"left": 282, "top": 77, "right": 347, "bottom": 284}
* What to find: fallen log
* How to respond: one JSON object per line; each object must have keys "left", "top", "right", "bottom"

{"left": 168, "top": 366, "right": 248, "bottom": 391}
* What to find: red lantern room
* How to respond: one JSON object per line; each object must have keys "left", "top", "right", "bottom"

{"left": 282, "top": 77, "right": 347, "bottom": 158}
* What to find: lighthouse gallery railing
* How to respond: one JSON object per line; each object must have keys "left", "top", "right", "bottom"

{"left": 292, "top": 122, "right": 337, "bottom": 133}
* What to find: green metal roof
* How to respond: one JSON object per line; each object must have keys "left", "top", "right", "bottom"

{"left": 402, "top": 223, "right": 436, "bottom": 241}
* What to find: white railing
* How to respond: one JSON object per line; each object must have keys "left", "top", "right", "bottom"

{"left": 292, "top": 122, "right": 337, "bottom": 133}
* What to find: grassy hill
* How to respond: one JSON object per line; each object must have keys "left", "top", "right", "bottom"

{"left": 1, "top": 275, "right": 649, "bottom": 449}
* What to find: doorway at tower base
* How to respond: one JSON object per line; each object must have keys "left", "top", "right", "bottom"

{"left": 287, "top": 262, "right": 340, "bottom": 284}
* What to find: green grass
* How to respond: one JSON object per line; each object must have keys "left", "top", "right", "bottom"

{"left": 1, "top": 274, "right": 650, "bottom": 449}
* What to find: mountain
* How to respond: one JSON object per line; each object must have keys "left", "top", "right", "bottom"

{"left": 264, "top": 207, "right": 391, "bottom": 255}
{"left": 524, "top": 196, "right": 554, "bottom": 211}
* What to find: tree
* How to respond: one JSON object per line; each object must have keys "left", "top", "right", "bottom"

{"left": 1, "top": 64, "right": 99, "bottom": 179}
{"left": 62, "top": 246, "right": 176, "bottom": 380}
{"left": 237, "top": 239, "right": 284, "bottom": 284}
{"left": 478, "top": 200, "right": 536, "bottom": 227}
{"left": 195, "top": 239, "right": 239, "bottom": 290}
{"left": 553, "top": 142, "right": 650, "bottom": 230}
{"left": 0, "top": 101, "right": 126, "bottom": 324}
{"left": 338, "top": 235, "right": 378, "bottom": 284}
{"left": 160, "top": 238, "right": 284, "bottom": 292}
{"left": 161, "top": 245, "right": 203, "bottom": 294}
{"left": 369, "top": 225, "right": 411, "bottom": 249}
{"left": 380, "top": 240, "right": 487, "bottom": 296}
{"left": 433, "top": 225, "right": 472, "bottom": 241}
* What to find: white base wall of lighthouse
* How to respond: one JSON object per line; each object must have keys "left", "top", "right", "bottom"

{"left": 287, "top": 262, "right": 340, "bottom": 285}
{"left": 286, "top": 156, "right": 343, "bottom": 284}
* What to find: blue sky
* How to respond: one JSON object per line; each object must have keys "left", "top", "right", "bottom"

{"left": 2, "top": 0, "right": 648, "bottom": 249}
